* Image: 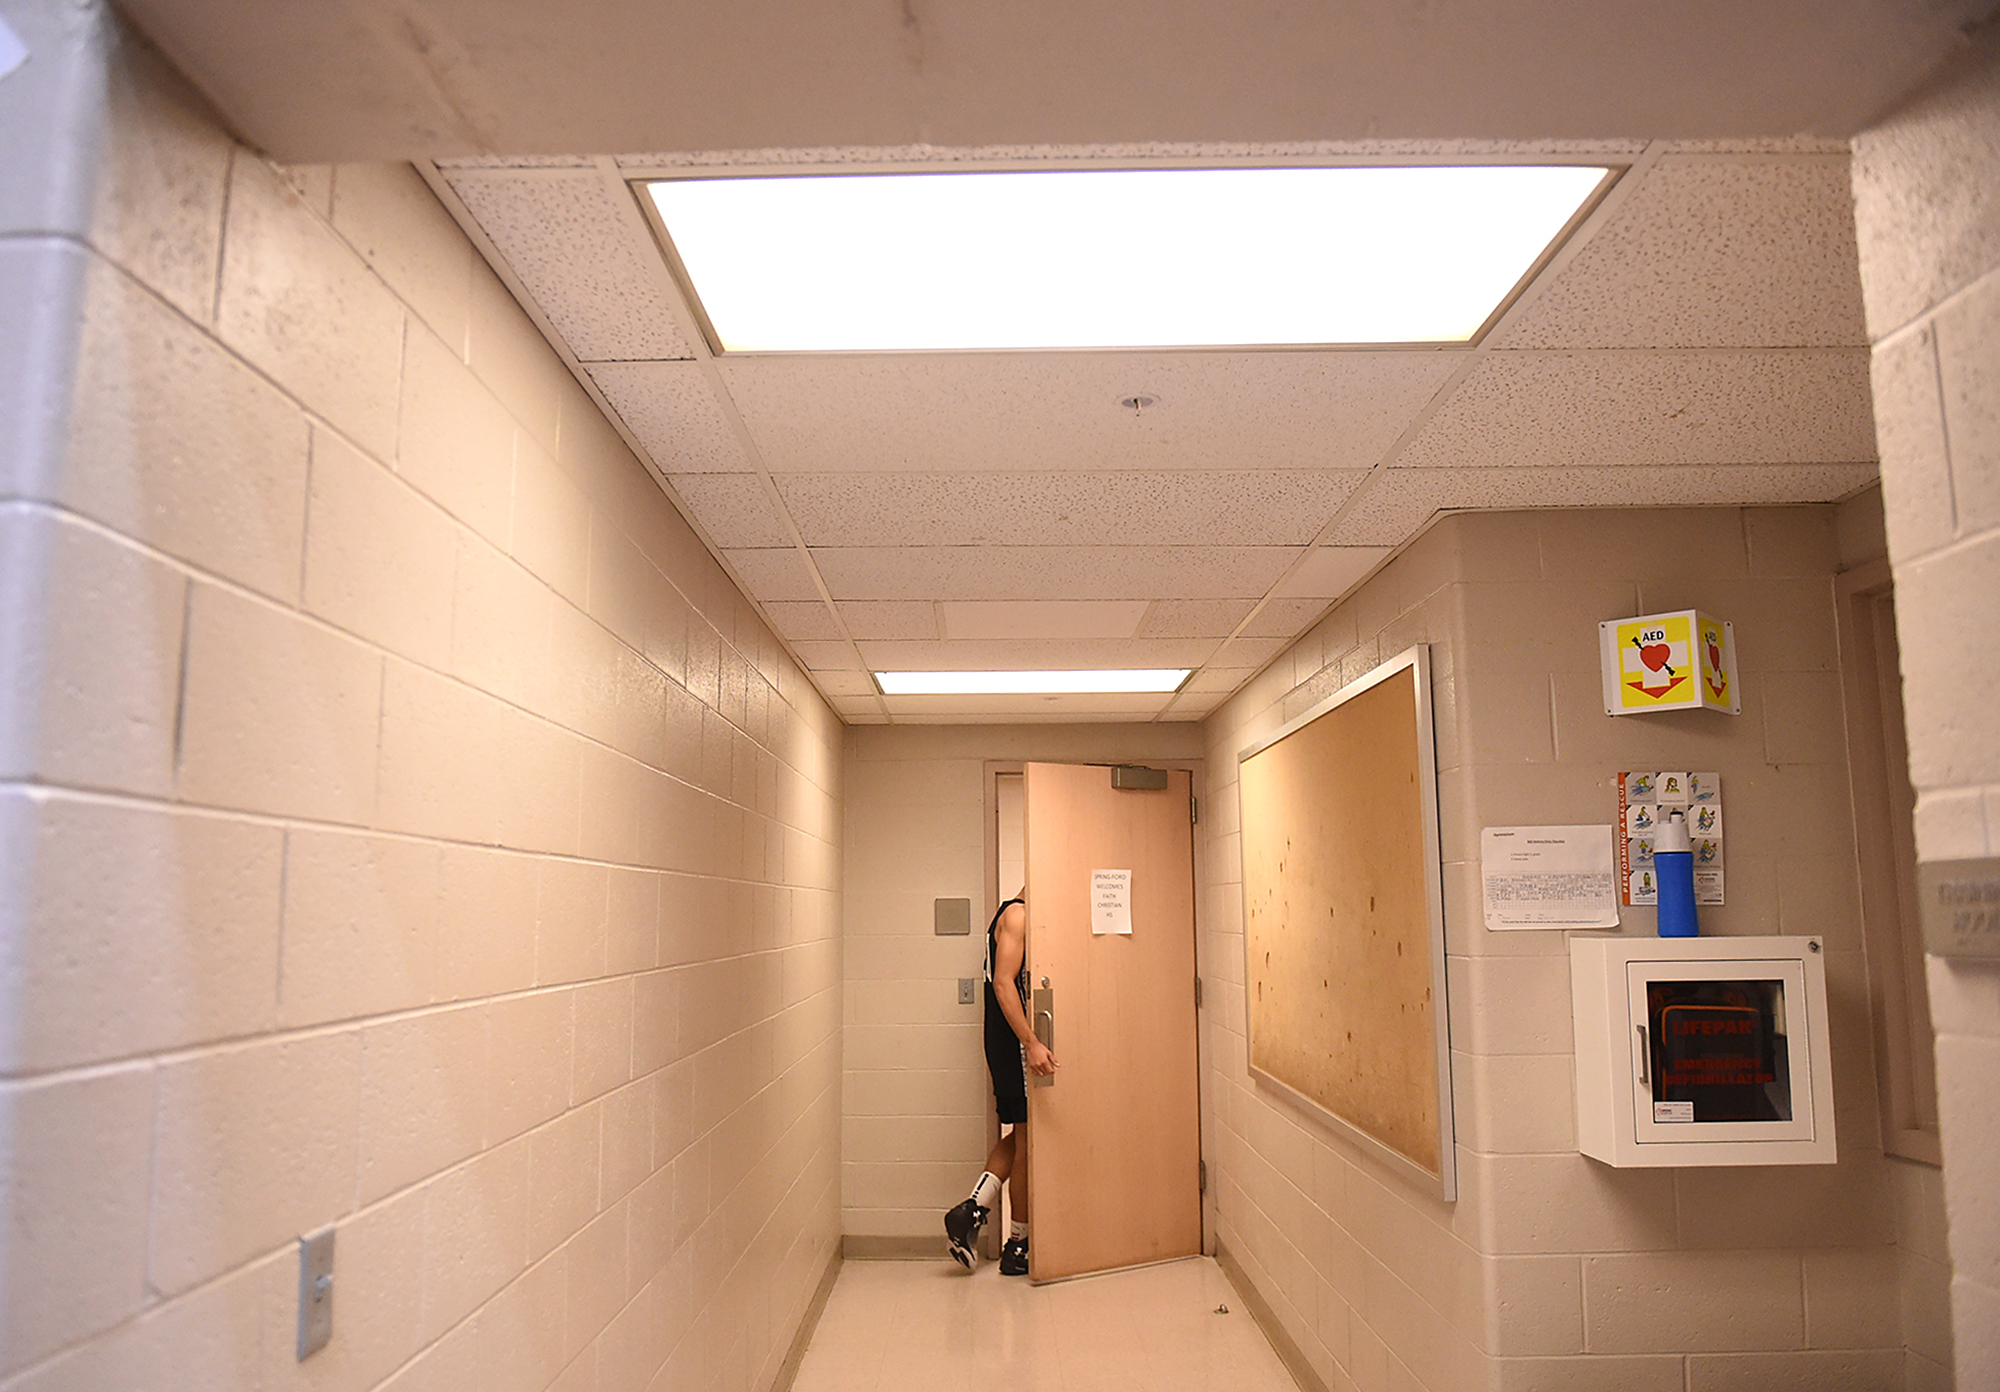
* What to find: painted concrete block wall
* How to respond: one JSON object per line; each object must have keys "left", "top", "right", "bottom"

{"left": 0, "top": 7, "right": 843, "bottom": 1391}
{"left": 840, "top": 724, "right": 1200, "bottom": 1241}
{"left": 1200, "top": 507, "right": 1913, "bottom": 1391}
{"left": 1836, "top": 485, "right": 1956, "bottom": 1392}
{"left": 1852, "top": 29, "right": 2000, "bottom": 1392}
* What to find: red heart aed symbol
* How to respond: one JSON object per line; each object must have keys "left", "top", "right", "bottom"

{"left": 1639, "top": 643, "right": 1671, "bottom": 671}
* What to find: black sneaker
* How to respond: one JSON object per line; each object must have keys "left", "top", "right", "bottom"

{"left": 944, "top": 1199, "right": 988, "bottom": 1270}
{"left": 999, "top": 1234, "right": 1029, "bottom": 1277}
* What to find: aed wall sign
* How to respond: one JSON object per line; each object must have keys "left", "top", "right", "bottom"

{"left": 1599, "top": 610, "right": 1740, "bottom": 716}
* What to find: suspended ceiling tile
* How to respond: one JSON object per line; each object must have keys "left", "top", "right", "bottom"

{"left": 1656, "top": 138, "right": 1849, "bottom": 154}
{"left": 772, "top": 470, "right": 1372, "bottom": 547}
{"left": 830, "top": 696, "right": 888, "bottom": 723}
{"left": 616, "top": 139, "right": 1652, "bottom": 171}
{"left": 667, "top": 473, "right": 795, "bottom": 548}
{"left": 759, "top": 600, "right": 843, "bottom": 642}
{"left": 1243, "top": 597, "right": 1334, "bottom": 638}
{"left": 1271, "top": 545, "right": 1394, "bottom": 598}
{"left": 787, "top": 639, "right": 866, "bottom": 671}
{"left": 720, "top": 352, "right": 1463, "bottom": 473}
{"left": 436, "top": 156, "right": 595, "bottom": 171}
{"left": 1183, "top": 666, "right": 1260, "bottom": 694}
{"left": 1497, "top": 156, "right": 1867, "bottom": 349}
{"left": 836, "top": 601, "right": 941, "bottom": 640}
{"left": 720, "top": 547, "right": 823, "bottom": 601}
{"left": 1324, "top": 474, "right": 1447, "bottom": 545}
{"left": 938, "top": 600, "right": 1150, "bottom": 641}
{"left": 857, "top": 638, "right": 1218, "bottom": 669}
{"left": 1394, "top": 350, "right": 1876, "bottom": 469}
{"left": 1135, "top": 599, "right": 1259, "bottom": 639}
{"left": 587, "top": 361, "right": 748, "bottom": 472}
{"left": 808, "top": 545, "right": 1301, "bottom": 601}
{"left": 1208, "top": 635, "right": 1289, "bottom": 669}
{"left": 808, "top": 669, "right": 880, "bottom": 697}
{"left": 447, "top": 172, "right": 697, "bottom": 361}
{"left": 1326, "top": 463, "right": 1882, "bottom": 544}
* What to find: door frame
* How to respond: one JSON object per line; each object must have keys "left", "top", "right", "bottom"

{"left": 983, "top": 758, "right": 1212, "bottom": 1257}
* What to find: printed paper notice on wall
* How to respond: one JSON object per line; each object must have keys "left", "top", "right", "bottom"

{"left": 1092, "top": 869, "right": 1132, "bottom": 935}
{"left": 1481, "top": 827, "right": 1621, "bottom": 930}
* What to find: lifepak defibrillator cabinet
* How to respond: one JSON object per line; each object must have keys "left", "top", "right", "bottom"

{"left": 1571, "top": 935, "right": 1836, "bottom": 1166}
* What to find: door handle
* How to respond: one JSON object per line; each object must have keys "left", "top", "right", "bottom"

{"left": 1636, "top": 1025, "right": 1649, "bottom": 1085}
{"left": 1032, "top": 984, "right": 1055, "bottom": 1089}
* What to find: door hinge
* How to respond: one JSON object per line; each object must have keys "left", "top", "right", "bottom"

{"left": 1198, "top": 1158, "right": 1208, "bottom": 1194}
{"left": 1194, "top": 977, "right": 1203, "bottom": 1009}
{"left": 1190, "top": 795, "right": 1198, "bottom": 824}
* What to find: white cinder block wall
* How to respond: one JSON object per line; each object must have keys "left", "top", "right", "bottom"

{"left": 0, "top": 7, "right": 842, "bottom": 1390}
{"left": 1853, "top": 28, "right": 2000, "bottom": 1392}
{"left": 1200, "top": 507, "right": 1926, "bottom": 1391}
{"left": 840, "top": 724, "right": 1201, "bottom": 1243}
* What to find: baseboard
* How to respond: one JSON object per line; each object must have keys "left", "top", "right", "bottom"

{"left": 1215, "top": 1241, "right": 1328, "bottom": 1392}
{"left": 771, "top": 1246, "right": 843, "bottom": 1392}
{"left": 840, "top": 1234, "right": 942, "bottom": 1261}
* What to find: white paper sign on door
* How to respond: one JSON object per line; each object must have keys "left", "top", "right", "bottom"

{"left": 1092, "top": 869, "right": 1132, "bottom": 935}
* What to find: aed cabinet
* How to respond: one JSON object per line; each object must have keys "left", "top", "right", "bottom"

{"left": 1571, "top": 935, "right": 1836, "bottom": 1166}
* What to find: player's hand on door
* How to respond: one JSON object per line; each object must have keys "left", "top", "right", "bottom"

{"left": 1026, "top": 1039, "right": 1059, "bottom": 1076}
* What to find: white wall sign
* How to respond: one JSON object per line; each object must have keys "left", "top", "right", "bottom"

{"left": 1092, "top": 868, "right": 1132, "bottom": 935}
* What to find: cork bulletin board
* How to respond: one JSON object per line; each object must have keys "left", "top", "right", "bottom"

{"left": 1237, "top": 645, "right": 1455, "bottom": 1199}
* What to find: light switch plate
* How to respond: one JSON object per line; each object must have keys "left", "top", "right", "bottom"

{"left": 297, "top": 1227, "right": 335, "bottom": 1359}
{"left": 959, "top": 978, "right": 976, "bottom": 1005}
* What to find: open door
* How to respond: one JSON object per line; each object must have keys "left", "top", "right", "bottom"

{"left": 1023, "top": 762, "right": 1202, "bottom": 1282}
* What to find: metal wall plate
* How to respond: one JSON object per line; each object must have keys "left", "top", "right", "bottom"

{"left": 934, "top": 898, "right": 972, "bottom": 935}
{"left": 297, "top": 1227, "right": 335, "bottom": 1360}
{"left": 1918, "top": 858, "right": 2000, "bottom": 959}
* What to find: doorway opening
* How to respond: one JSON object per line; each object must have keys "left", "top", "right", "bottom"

{"left": 982, "top": 760, "right": 1210, "bottom": 1280}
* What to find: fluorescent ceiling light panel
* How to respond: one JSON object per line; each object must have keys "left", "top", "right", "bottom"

{"left": 646, "top": 165, "right": 1610, "bottom": 352}
{"left": 876, "top": 668, "right": 1190, "bottom": 695}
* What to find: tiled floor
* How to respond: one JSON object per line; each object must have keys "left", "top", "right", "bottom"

{"left": 791, "top": 1256, "right": 1302, "bottom": 1392}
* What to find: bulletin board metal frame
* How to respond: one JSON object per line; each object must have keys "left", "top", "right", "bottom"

{"left": 1236, "top": 644, "right": 1456, "bottom": 1200}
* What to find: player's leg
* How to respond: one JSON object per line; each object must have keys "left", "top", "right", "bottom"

{"left": 948, "top": 1041, "right": 1026, "bottom": 1268}
{"left": 999, "top": 1126, "right": 1031, "bottom": 1276}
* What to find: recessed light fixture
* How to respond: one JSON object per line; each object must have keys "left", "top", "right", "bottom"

{"left": 875, "top": 669, "right": 1192, "bottom": 695}
{"left": 644, "top": 164, "right": 1614, "bottom": 353}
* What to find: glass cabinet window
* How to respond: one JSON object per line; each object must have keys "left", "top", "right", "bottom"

{"left": 1646, "top": 978, "right": 1792, "bottom": 1124}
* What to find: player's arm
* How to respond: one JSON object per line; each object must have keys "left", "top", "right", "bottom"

{"left": 992, "top": 902, "right": 1058, "bottom": 1076}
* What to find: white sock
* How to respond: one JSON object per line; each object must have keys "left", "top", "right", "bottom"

{"left": 971, "top": 1171, "right": 1002, "bottom": 1210}
{"left": 1010, "top": 1220, "right": 1028, "bottom": 1241}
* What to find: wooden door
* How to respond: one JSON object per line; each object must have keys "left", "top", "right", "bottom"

{"left": 1023, "top": 762, "right": 1201, "bottom": 1282}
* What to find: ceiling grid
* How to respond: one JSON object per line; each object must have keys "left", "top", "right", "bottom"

{"left": 434, "top": 138, "right": 1879, "bottom": 723}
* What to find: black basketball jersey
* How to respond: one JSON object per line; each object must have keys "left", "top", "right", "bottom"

{"left": 983, "top": 897, "right": 1029, "bottom": 1012}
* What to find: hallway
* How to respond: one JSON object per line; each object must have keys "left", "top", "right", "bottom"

{"left": 792, "top": 1258, "right": 1299, "bottom": 1392}
{"left": 5, "top": 1, "right": 1998, "bottom": 1388}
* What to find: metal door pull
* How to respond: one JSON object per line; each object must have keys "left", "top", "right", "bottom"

{"left": 1032, "top": 985, "right": 1055, "bottom": 1088}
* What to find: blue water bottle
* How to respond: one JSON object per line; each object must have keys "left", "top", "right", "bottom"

{"left": 1655, "top": 810, "right": 1698, "bottom": 938}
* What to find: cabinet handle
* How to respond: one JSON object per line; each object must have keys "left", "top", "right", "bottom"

{"left": 1636, "top": 1025, "right": 1649, "bottom": 1085}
